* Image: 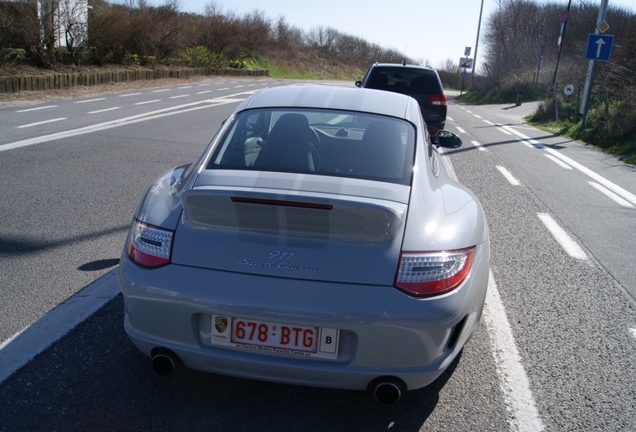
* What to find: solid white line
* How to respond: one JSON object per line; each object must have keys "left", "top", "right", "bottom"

{"left": 497, "top": 126, "right": 636, "bottom": 206}
{"left": 588, "top": 182, "right": 634, "bottom": 208}
{"left": 538, "top": 213, "right": 587, "bottom": 260}
{"left": 545, "top": 148, "right": 636, "bottom": 206}
{"left": 16, "top": 118, "right": 67, "bottom": 128}
{"left": 544, "top": 154, "right": 572, "bottom": 169}
{"left": 16, "top": 105, "right": 57, "bottom": 112}
{"left": 0, "top": 269, "right": 119, "bottom": 384}
{"left": 496, "top": 165, "right": 520, "bottom": 185}
{"left": 484, "top": 271, "right": 546, "bottom": 432}
{"left": 0, "top": 92, "right": 254, "bottom": 152}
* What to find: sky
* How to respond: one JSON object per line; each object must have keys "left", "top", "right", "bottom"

{"left": 161, "top": 0, "right": 634, "bottom": 70}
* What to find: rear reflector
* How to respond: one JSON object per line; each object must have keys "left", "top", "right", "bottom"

{"left": 395, "top": 248, "right": 474, "bottom": 297}
{"left": 127, "top": 218, "right": 174, "bottom": 268}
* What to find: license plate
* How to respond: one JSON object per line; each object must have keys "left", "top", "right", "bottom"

{"left": 211, "top": 315, "right": 339, "bottom": 360}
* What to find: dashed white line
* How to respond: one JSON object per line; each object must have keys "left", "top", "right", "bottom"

{"left": 588, "top": 182, "right": 634, "bottom": 208}
{"left": 16, "top": 105, "right": 57, "bottom": 112}
{"left": 456, "top": 126, "right": 466, "bottom": 134}
{"left": 197, "top": 90, "right": 213, "bottom": 94}
{"left": 119, "top": 92, "right": 142, "bottom": 97}
{"left": 16, "top": 118, "right": 67, "bottom": 128}
{"left": 538, "top": 213, "right": 587, "bottom": 260}
{"left": 152, "top": 89, "right": 170, "bottom": 93}
{"left": 497, "top": 165, "right": 520, "bottom": 185}
{"left": 88, "top": 107, "right": 121, "bottom": 114}
{"left": 484, "top": 271, "right": 546, "bottom": 432}
{"left": 135, "top": 99, "right": 161, "bottom": 105}
{"left": 471, "top": 140, "right": 486, "bottom": 152}
{"left": 75, "top": 98, "right": 106, "bottom": 104}
{"left": 170, "top": 94, "right": 189, "bottom": 99}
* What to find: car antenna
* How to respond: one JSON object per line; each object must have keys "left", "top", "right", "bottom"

{"left": 402, "top": 59, "right": 406, "bottom": 66}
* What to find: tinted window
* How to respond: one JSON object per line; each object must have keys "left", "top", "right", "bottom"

{"left": 366, "top": 67, "right": 442, "bottom": 94}
{"left": 207, "top": 108, "right": 415, "bottom": 185}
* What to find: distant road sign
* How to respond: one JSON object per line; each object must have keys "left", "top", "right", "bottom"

{"left": 585, "top": 34, "right": 614, "bottom": 61}
{"left": 459, "top": 57, "right": 473, "bottom": 69}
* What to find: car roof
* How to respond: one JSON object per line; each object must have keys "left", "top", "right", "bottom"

{"left": 372, "top": 63, "right": 437, "bottom": 72}
{"left": 240, "top": 85, "right": 413, "bottom": 119}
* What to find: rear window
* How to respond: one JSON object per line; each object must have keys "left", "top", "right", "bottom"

{"left": 207, "top": 108, "right": 415, "bottom": 185}
{"left": 366, "top": 67, "right": 442, "bottom": 95}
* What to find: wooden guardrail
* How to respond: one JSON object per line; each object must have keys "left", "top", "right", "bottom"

{"left": 0, "top": 67, "right": 268, "bottom": 94}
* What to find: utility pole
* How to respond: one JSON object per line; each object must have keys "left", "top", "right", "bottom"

{"left": 579, "top": 0, "right": 610, "bottom": 129}
{"left": 469, "top": 0, "right": 484, "bottom": 91}
{"left": 549, "top": 0, "right": 572, "bottom": 97}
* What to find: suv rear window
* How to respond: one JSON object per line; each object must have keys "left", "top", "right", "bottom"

{"left": 365, "top": 67, "right": 442, "bottom": 95}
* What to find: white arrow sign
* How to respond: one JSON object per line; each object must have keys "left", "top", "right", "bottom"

{"left": 595, "top": 38, "right": 606, "bottom": 58}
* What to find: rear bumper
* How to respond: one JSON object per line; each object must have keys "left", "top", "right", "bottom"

{"left": 118, "top": 242, "right": 488, "bottom": 391}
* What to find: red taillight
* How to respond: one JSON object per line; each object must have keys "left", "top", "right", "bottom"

{"left": 427, "top": 93, "right": 448, "bottom": 106}
{"left": 127, "top": 218, "right": 174, "bottom": 268}
{"left": 394, "top": 248, "right": 474, "bottom": 297}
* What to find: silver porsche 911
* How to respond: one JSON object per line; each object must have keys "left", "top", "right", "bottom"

{"left": 118, "top": 84, "right": 489, "bottom": 404}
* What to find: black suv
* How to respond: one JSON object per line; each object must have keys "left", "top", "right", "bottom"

{"left": 356, "top": 63, "right": 447, "bottom": 136}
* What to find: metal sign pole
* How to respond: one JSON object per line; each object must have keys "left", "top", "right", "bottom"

{"left": 579, "top": 0, "right": 609, "bottom": 128}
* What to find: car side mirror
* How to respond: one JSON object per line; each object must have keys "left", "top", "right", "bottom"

{"left": 355, "top": 80, "right": 362, "bottom": 88}
{"left": 435, "top": 130, "right": 462, "bottom": 148}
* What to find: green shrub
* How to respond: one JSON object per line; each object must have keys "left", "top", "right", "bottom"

{"left": 1, "top": 48, "right": 27, "bottom": 65}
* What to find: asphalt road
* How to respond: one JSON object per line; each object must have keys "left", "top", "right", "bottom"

{"left": 1, "top": 78, "right": 635, "bottom": 431}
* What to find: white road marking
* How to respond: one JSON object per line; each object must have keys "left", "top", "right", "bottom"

{"left": 471, "top": 140, "right": 486, "bottom": 152}
{"left": 1, "top": 92, "right": 254, "bottom": 152}
{"left": 16, "top": 105, "right": 57, "bottom": 112}
{"left": 538, "top": 213, "right": 587, "bottom": 260}
{"left": 118, "top": 92, "right": 142, "bottom": 97}
{"left": 16, "top": 118, "right": 67, "bottom": 128}
{"left": 500, "top": 126, "right": 636, "bottom": 206}
{"left": 456, "top": 126, "right": 466, "bottom": 134}
{"left": 588, "top": 182, "right": 634, "bottom": 208}
{"left": 497, "top": 165, "right": 520, "bottom": 185}
{"left": 135, "top": 99, "right": 161, "bottom": 105}
{"left": 75, "top": 98, "right": 106, "bottom": 103}
{"left": 0, "top": 270, "right": 119, "bottom": 384}
{"left": 88, "top": 107, "right": 121, "bottom": 114}
{"left": 169, "top": 94, "right": 189, "bottom": 99}
{"left": 544, "top": 154, "right": 572, "bottom": 169}
{"left": 630, "top": 328, "right": 636, "bottom": 339}
{"left": 484, "top": 271, "right": 546, "bottom": 432}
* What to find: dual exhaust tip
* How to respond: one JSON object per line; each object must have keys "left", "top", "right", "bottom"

{"left": 150, "top": 348, "right": 405, "bottom": 405}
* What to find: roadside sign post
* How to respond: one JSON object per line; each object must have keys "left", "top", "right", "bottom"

{"left": 579, "top": 0, "right": 610, "bottom": 129}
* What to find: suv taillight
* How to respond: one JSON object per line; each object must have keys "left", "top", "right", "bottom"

{"left": 394, "top": 248, "right": 474, "bottom": 297}
{"left": 427, "top": 93, "right": 448, "bottom": 106}
{"left": 127, "top": 218, "right": 174, "bottom": 268}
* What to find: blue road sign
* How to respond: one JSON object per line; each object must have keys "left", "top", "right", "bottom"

{"left": 585, "top": 34, "right": 614, "bottom": 61}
